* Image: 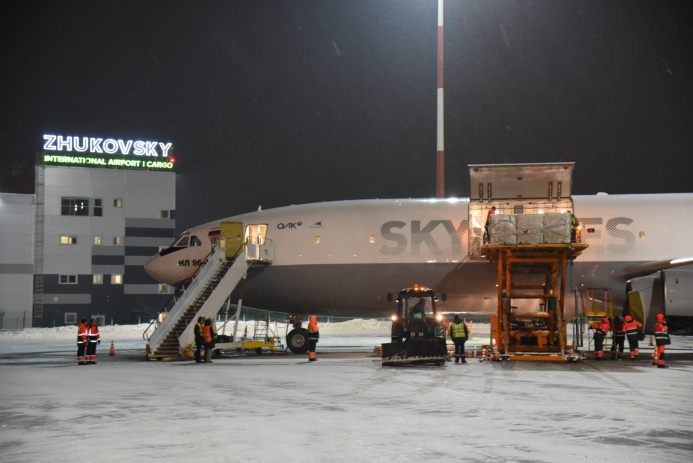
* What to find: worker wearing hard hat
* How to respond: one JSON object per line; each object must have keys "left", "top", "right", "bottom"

{"left": 653, "top": 314, "right": 671, "bottom": 369}
{"left": 623, "top": 315, "right": 642, "bottom": 360}
{"left": 307, "top": 316, "right": 319, "bottom": 362}
{"left": 590, "top": 317, "right": 610, "bottom": 361}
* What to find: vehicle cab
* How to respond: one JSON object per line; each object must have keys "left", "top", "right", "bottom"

{"left": 387, "top": 287, "right": 446, "bottom": 342}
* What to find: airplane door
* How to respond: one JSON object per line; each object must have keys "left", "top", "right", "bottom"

{"left": 244, "top": 224, "right": 270, "bottom": 261}
{"left": 220, "top": 221, "right": 244, "bottom": 259}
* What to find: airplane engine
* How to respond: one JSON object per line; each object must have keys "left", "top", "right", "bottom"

{"left": 628, "top": 269, "right": 693, "bottom": 334}
{"left": 662, "top": 269, "right": 693, "bottom": 317}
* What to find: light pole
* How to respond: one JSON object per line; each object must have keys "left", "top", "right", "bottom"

{"left": 436, "top": 0, "right": 445, "bottom": 198}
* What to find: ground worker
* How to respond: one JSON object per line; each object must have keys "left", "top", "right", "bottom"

{"left": 569, "top": 211, "right": 580, "bottom": 242}
{"left": 484, "top": 206, "right": 496, "bottom": 243}
{"left": 623, "top": 315, "right": 642, "bottom": 360}
{"left": 194, "top": 316, "right": 205, "bottom": 363}
{"left": 77, "top": 318, "right": 88, "bottom": 365}
{"left": 653, "top": 314, "right": 671, "bottom": 369}
{"left": 590, "top": 317, "right": 610, "bottom": 361}
{"left": 203, "top": 318, "right": 216, "bottom": 363}
{"left": 449, "top": 315, "right": 469, "bottom": 364}
{"left": 86, "top": 319, "right": 101, "bottom": 364}
{"left": 611, "top": 316, "right": 625, "bottom": 360}
{"left": 307, "top": 316, "right": 319, "bottom": 362}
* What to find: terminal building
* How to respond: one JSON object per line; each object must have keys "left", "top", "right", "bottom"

{"left": 0, "top": 135, "right": 176, "bottom": 328}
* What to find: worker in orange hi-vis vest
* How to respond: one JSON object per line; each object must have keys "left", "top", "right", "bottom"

{"left": 307, "top": 316, "right": 319, "bottom": 362}
{"left": 590, "top": 317, "right": 610, "bottom": 361}
{"left": 77, "top": 319, "right": 88, "bottom": 365}
{"left": 653, "top": 314, "right": 671, "bottom": 369}
{"left": 86, "top": 319, "right": 101, "bottom": 364}
{"left": 623, "top": 315, "right": 642, "bottom": 360}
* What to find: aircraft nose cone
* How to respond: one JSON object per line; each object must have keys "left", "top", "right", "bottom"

{"left": 144, "top": 255, "right": 166, "bottom": 283}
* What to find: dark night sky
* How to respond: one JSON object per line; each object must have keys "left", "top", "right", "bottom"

{"left": 2, "top": 1, "right": 691, "bottom": 233}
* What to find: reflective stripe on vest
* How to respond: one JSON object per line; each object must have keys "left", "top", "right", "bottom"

{"left": 88, "top": 326, "right": 100, "bottom": 342}
{"left": 203, "top": 326, "right": 212, "bottom": 343}
{"left": 451, "top": 323, "right": 466, "bottom": 339}
{"left": 624, "top": 321, "right": 640, "bottom": 336}
{"left": 654, "top": 323, "right": 668, "bottom": 340}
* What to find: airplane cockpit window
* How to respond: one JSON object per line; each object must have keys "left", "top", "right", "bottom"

{"left": 190, "top": 236, "right": 202, "bottom": 247}
{"left": 176, "top": 236, "right": 190, "bottom": 247}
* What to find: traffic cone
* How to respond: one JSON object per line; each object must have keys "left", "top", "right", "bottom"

{"left": 648, "top": 336, "right": 653, "bottom": 346}
{"left": 109, "top": 341, "right": 115, "bottom": 356}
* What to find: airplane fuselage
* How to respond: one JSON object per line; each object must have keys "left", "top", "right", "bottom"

{"left": 145, "top": 194, "right": 693, "bottom": 321}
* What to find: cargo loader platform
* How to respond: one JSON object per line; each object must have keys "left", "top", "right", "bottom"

{"left": 482, "top": 243, "right": 588, "bottom": 362}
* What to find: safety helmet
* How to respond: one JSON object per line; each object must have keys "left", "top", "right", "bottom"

{"left": 625, "top": 315, "right": 632, "bottom": 322}
{"left": 656, "top": 314, "right": 664, "bottom": 321}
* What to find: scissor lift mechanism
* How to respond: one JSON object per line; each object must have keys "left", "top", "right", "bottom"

{"left": 482, "top": 243, "right": 588, "bottom": 362}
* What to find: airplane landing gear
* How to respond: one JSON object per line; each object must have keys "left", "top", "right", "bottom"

{"left": 287, "top": 327, "right": 310, "bottom": 354}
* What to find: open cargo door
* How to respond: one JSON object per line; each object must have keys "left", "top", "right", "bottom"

{"left": 468, "top": 163, "right": 575, "bottom": 258}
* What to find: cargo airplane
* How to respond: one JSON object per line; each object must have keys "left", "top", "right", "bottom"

{"left": 144, "top": 164, "right": 693, "bottom": 340}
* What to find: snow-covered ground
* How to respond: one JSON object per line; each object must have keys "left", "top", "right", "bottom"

{"left": 1, "top": 321, "right": 692, "bottom": 462}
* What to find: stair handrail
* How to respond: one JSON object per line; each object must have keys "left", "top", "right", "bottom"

{"left": 143, "top": 245, "right": 220, "bottom": 341}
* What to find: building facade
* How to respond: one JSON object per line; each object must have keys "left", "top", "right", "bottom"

{"left": 0, "top": 193, "right": 35, "bottom": 329}
{"left": 0, "top": 150, "right": 177, "bottom": 328}
{"left": 36, "top": 164, "right": 176, "bottom": 327}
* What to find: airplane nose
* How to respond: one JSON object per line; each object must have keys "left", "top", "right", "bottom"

{"left": 144, "top": 255, "right": 167, "bottom": 284}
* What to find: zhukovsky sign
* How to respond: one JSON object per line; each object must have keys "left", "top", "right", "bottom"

{"left": 41, "top": 134, "right": 174, "bottom": 171}
{"left": 43, "top": 134, "right": 172, "bottom": 157}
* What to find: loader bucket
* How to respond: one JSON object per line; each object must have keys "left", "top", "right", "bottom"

{"left": 381, "top": 339, "right": 448, "bottom": 366}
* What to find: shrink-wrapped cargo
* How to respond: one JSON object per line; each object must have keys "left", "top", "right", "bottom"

{"left": 544, "top": 212, "right": 571, "bottom": 243}
{"left": 490, "top": 214, "right": 517, "bottom": 244}
{"left": 469, "top": 227, "right": 483, "bottom": 257}
{"left": 517, "top": 214, "right": 544, "bottom": 245}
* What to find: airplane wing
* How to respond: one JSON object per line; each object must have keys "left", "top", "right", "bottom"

{"left": 621, "top": 257, "right": 693, "bottom": 280}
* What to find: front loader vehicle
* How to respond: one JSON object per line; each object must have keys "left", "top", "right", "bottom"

{"left": 381, "top": 287, "right": 448, "bottom": 366}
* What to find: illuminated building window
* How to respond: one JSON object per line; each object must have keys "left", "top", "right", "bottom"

{"left": 369, "top": 235, "right": 376, "bottom": 244}
{"left": 111, "top": 274, "right": 123, "bottom": 285}
{"left": 93, "top": 274, "right": 103, "bottom": 285}
{"left": 314, "top": 236, "right": 320, "bottom": 244}
{"left": 160, "top": 210, "right": 169, "bottom": 219}
{"left": 113, "top": 198, "right": 123, "bottom": 208}
{"left": 59, "top": 274, "right": 78, "bottom": 284}
{"left": 94, "top": 198, "right": 102, "bottom": 216}
{"left": 94, "top": 236, "right": 102, "bottom": 245}
{"left": 60, "top": 235, "right": 77, "bottom": 245}
{"left": 159, "top": 284, "right": 169, "bottom": 294}
{"left": 113, "top": 236, "right": 122, "bottom": 245}
{"left": 61, "top": 197, "right": 89, "bottom": 216}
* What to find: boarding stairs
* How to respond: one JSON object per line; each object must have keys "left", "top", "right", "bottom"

{"left": 146, "top": 244, "right": 270, "bottom": 359}
{"left": 253, "top": 310, "right": 283, "bottom": 350}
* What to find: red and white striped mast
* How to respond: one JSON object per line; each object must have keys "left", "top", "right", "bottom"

{"left": 436, "top": 0, "right": 445, "bottom": 198}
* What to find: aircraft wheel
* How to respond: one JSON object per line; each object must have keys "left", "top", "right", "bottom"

{"left": 287, "top": 328, "right": 310, "bottom": 354}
